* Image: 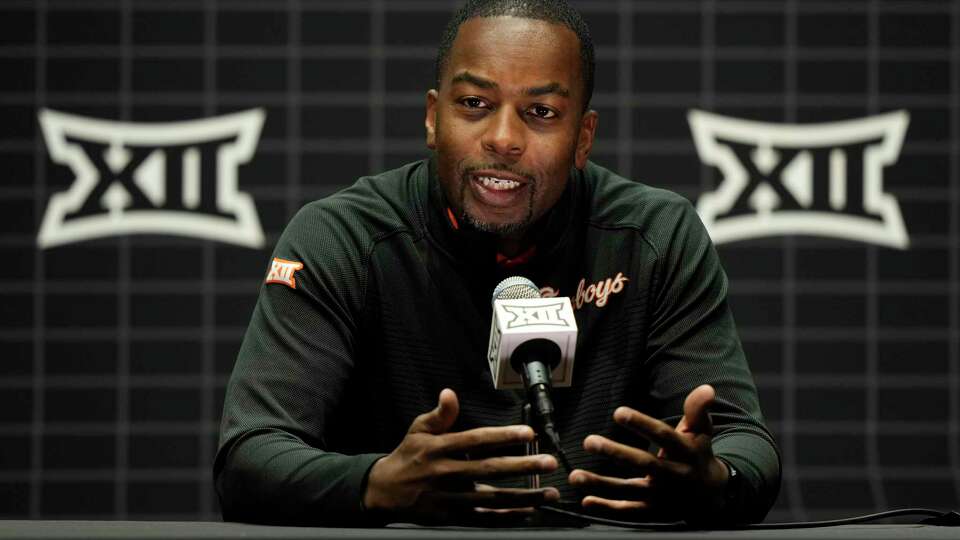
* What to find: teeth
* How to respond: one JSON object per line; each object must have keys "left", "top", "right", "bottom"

{"left": 477, "top": 176, "right": 521, "bottom": 191}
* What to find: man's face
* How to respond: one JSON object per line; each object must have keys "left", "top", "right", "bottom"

{"left": 426, "top": 16, "right": 597, "bottom": 238}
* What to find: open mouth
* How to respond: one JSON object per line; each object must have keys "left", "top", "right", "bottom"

{"left": 467, "top": 171, "right": 531, "bottom": 209}
{"left": 474, "top": 175, "right": 523, "bottom": 191}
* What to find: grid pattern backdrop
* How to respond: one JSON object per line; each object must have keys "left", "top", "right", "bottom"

{"left": 0, "top": 0, "right": 957, "bottom": 523}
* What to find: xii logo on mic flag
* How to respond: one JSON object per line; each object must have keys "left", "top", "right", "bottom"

{"left": 487, "top": 297, "right": 577, "bottom": 390}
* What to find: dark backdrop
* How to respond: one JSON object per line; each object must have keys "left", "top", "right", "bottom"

{"left": 1, "top": 0, "right": 957, "bottom": 523}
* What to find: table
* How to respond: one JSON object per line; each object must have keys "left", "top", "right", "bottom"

{"left": 0, "top": 521, "right": 955, "bottom": 540}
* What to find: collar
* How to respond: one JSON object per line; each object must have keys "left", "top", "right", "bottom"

{"left": 495, "top": 245, "right": 537, "bottom": 269}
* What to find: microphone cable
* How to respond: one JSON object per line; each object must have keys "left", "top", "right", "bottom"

{"left": 542, "top": 424, "right": 573, "bottom": 474}
{"left": 538, "top": 504, "right": 960, "bottom": 530}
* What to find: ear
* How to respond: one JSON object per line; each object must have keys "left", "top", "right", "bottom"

{"left": 574, "top": 109, "right": 598, "bottom": 170}
{"left": 425, "top": 89, "right": 439, "bottom": 149}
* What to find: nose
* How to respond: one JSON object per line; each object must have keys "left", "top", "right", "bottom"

{"left": 481, "top": 108, "right": 525, "bottom": 159}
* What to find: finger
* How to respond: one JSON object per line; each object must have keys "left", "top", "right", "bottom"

{"left": 473, "top": 506, "right": 536, "bottom": 515}
{"left": 613, "top": 407, "right": 695, "bottom": 460}
{"left": 439, "top": 486, "right": 560, "bottom": 509}
{"left": 472, "top": 483, "right": 540, "bottom": 514}
{"left": 472, "top": 485, "right": 548, "bottom": 515}
{"left": 568, "top": 469, "right": 652, "bottom": 500}
{"left": 433, "top": 425, "right": 535, "bottom": 455}
{"left": 433, "top": 454, "right": 557, "bottom": 480}
{"left": 581, "top": 495, "right": 649, "bottom": 512}
{"left": 409, "top": 388, "right": 459, "bottom": 435}
{"left": 583, "top": 435, "right": 691, "bottom": 478}
{"left": 677, "top": 384, "right": 715, "bottom": 435}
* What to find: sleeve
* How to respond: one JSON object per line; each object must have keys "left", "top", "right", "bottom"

{"left": 643, "top": 197, "right": 781, "bottom": 525}
{"left": 213, "top": 204, "right": 388, "bottom": 526}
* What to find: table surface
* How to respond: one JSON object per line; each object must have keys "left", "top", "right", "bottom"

{"left": 0, "top": 521, "right": 956, "bottom": 540}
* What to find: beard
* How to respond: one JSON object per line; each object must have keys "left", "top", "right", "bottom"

{"left": 456, "top": 164, "right": 538, "bottom": 237}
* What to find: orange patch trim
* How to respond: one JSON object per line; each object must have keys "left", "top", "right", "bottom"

{"left": 445, "top": 207, "right": 460, "bottom": 230}
{"left": 265, "top": 257, "right": 304, "bottom": 289}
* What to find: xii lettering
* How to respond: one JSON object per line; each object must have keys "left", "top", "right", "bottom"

{"left": 503, "top": 304, "right": 568, "bottom": 328}
{"left": 266, "top": 258, "right": 304, "bottom": 289}
{"left": 717, "top": 138, "right": 884, "bottom": 221}
{"left": 64, "top": 136, "right": 238, "bottom": 220}
{"left": 688, "top": 109, "right": 909, "bottom": 248}
{"left": 37, "top": 108, "right": 266, "bottom": 248}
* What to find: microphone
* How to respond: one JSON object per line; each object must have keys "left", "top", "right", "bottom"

{"left": 488, "top": 276, "right": 577, "bottom": 471}
{"left": 487, "top": 277, "right": 577, "bottom": 390}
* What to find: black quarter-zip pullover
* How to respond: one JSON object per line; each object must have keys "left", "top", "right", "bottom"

{"left": 215, "top": 157, "right": 781, "bottom": 526}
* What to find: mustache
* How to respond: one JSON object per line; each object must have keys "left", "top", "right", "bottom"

{"left": 460, "top": 163, "right": 537, "bottom": 184}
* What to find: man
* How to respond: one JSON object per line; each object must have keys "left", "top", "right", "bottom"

{"left": 215, "top": 0, "right": 780, "bottom": 527}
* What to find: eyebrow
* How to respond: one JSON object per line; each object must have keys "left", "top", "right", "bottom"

{"left": 450, "top": 71, "right": 497, "bottom": 89}
{"left": 522, "top": 81, "right": 570, "bottom": 98}
{"left": 450, "top": 71, "right": 570, "bottom": 98}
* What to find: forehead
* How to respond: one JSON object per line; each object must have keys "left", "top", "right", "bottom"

{"left": 444, "top": 16, "right": 582, "bottom": 92}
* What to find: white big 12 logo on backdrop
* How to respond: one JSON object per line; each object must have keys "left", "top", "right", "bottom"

{"left": 688, "top": 109, "right": 910, "bottom": 249}
{"left": 37, "top": 108, "right": 266, "bottom": 249}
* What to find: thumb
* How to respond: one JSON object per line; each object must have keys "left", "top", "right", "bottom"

{"left": 677, "top": 384, "right": 715, "bottom": 435}
{"left": 409, "top": 388, "right": 459, "bottom": 435}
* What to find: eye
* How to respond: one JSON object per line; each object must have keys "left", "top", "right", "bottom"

{"left": 528, "top": 104, "right": 557, "bottom": 119}
{"left": 459, "top": 96, "right": 489, "bottom": 109}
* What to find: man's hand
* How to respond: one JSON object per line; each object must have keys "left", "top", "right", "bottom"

{"left": 363, "top": 388, "right": 559, "bottom": 524}
{"left": 569, "top": 384, "right": 729, "bottom": 522}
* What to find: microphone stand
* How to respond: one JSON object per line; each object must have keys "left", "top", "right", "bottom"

{"left": 521, "top": 402, "right": 540, "bottom": 489}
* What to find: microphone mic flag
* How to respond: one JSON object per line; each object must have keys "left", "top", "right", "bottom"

{"left": 487, "top": 276, "right": 577, "bottom": 390}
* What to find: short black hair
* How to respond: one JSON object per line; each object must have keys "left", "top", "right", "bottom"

{"left": 434, "top": 0, "right": 595, "bottom": 112}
